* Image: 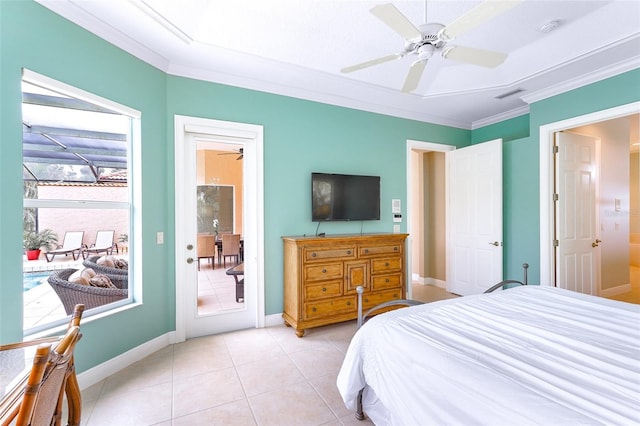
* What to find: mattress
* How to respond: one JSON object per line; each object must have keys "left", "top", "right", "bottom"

{"left": 337, "top": 286, "right": 640, "bottom": 425}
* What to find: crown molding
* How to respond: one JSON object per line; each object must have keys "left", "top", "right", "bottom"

{"left": 521, "top": 56, "right": 640, "bottom": 105}
{"left": 471, "top": 105, "right": 530, "bottom": 130}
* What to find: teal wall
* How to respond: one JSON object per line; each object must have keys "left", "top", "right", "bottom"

{"left": 1, "top": 1, "right": 638, "bottom": 373}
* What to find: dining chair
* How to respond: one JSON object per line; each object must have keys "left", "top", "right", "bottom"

{"left": 221, "top": 234, "right": 241, "bottom": 267}
{"left": 197, "top": 234, "right": 216, "bottom": 270}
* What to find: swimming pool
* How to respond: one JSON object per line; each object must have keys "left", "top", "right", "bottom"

{"left": 23, "top": 272, "right": 51, "bottom": 292}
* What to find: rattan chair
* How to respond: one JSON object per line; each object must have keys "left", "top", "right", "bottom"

{"left": 48, "top": 269, "right": 128, "bottom": 315}
{"left": 0, "top": 304, "right": 84, "bottom": 426}
{"left": 82, "top": 255, "right": 128, "bottom": 277}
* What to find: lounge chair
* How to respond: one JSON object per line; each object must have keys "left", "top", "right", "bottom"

{"left": 82, "top": 230, "right": 117, "bottom": 259}
{"left": 45, "top": 231, "right": 85, "bottom": 262}
{"left": 48, "top": 268, "right": 128, "bottom": 315}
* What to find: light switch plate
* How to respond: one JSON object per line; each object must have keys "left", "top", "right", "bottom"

{"left": 393, "top": 224, "right": 400, "bottom": 233}
{"left": 157, "top": 231, "right": 164, "bottom": 244}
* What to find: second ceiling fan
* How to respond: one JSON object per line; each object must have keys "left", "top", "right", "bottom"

{"left": 341, "top": 0, "right": 522, "bottom": 93}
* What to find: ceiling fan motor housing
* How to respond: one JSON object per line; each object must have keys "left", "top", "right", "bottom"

{"left": 405, "top": 23, "right": 446, "bottom": 54}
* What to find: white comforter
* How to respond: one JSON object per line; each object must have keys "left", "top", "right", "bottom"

{"left": 337, "top": 286, "right": 640, "bottom": 425}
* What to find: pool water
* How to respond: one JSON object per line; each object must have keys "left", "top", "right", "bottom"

{"left": 23, "top": 272, "right": 51, "bottom": 292}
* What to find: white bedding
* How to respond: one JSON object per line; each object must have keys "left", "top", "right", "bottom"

{"left": 337, "top": 286, "right": 640, "bottom": 425}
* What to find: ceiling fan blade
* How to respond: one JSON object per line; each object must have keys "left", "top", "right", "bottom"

{"left": 402, "top": 61, "right": 427, "bottom": 93}
{"left": 439, "top": 0, "right": 523, "bottom": 40}
{"left": 371, "top": 4, "right": 422, "bottom": 41}
{"left": 341, "top": 53, "right": 402, "bottom": 73}
{"left": 443, "top": 46, "right": 507, "bottom": 68}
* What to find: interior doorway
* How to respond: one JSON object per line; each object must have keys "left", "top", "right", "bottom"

{"left": 539, "top": 103, "right": 640, "bottom": 302}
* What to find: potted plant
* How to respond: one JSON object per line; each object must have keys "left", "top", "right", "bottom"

{"left": 23, "top": 229, "right": 58, "bottom": 260}
{"left": 118, "top": 233, "right": 128, "bottom": 253}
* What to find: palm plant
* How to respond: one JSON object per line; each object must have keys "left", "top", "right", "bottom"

{"left": 23, "top": 229, "right": 58, "bottom": 251}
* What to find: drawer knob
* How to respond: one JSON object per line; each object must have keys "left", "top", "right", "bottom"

{"left": 394, "top": 247, "right": 398, "bottom": 251}
{"left": 393, "top": 294, "right": 398, "bottom": 298}
{"left": 346, "top": 301, "right": 351, "bottom": 306}
{"left": 365, "top": 249, "right": 369, "bottom": 253}
{"left": 322, "top": 268, "right": 327, "bottom": 273}
{"left": 312, "top": 307, "right": 317, "bottom": 312}
{"left": 385, "top": 262, "right": 389, "bottom": 266}
{"left": 385, "top": 278, "right": 389, "bottom": 283}
{"left": 364, "top": 298, "right": 368, "bottom": 303}
{"left": 312, "top": 253, "right": 317, "bottom": 257}
{"left": 322, "top": 287, "right": 327, "bottom": 292}
{"left": 347, "top": 250, "right": 352, "bottom": 255}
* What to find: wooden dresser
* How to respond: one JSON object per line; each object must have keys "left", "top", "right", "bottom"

{"left": 282, "top": 233, "right": 408, "bottom": 337}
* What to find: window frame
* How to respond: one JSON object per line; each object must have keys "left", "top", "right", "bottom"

{"left": 22, "top": 69, "right": 142, "bottom": 335}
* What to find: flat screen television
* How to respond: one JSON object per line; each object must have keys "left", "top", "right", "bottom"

{"left": 311, "top": 172, "right": 380, "bottom": 221}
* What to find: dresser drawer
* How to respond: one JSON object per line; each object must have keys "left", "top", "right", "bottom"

{"left": 304, "top": 296, "right": 356, "bottom": 320}
{"left": 371, "top": 257, "right": 402, "bottom": 274}
{"left": 304, "top": 280, "right": 342, "bottom": 301}
{"left": 304, "top": 246, "right": 356, "bottom": 262}
{"left": 362, "top": 289, "right": 403, "bottom": 311}
{"left": 372, "top": 273, "right": 402, "bottom": 290}
{"left": 304, "top": 263, "right": 343, "bottom": 281}
{"left": 359, "top": 244, "right": 402, "bottom": 257}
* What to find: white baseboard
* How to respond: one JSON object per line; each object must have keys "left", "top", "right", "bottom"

{"left": 265, "top": 313, "right": 284, "bottom": 327}
{"left": 77, "top": 331, "right": 176, "bottom": 390}
{"left": 600, "top": 283, "right": 631, "bottom": 297}
{"left": 411, "top": 274, "right": 446, "bottom": 289}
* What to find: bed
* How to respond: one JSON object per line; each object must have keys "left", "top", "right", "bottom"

{"left": 337, "top": 285, "right": 640, "bottom": 425}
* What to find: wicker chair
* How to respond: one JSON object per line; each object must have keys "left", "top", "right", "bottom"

{"left": 48, "top": 269, "right": 128, "bottom": 315}
{"left": 82, "top": 255, "right": 128, "bottom": 277}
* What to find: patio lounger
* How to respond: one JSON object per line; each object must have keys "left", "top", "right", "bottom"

{"left": 82, "top": 231, "right": 117, "bottom": 259}
{"left": 45, "top": 231, "right": 85, "bottom": 262}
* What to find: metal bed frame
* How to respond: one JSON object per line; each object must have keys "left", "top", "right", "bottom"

{"left": 352, "top": 263, "right": 529, "bottom": 421}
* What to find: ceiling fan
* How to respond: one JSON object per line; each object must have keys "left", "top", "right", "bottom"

{"left": 218, "top": 148, "right": 243, "bottom": 160}
{"left": 341, "top": 0, "right": 522, "bottom": 93}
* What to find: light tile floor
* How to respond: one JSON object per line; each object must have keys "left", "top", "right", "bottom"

{"left": 77, "top": 284, "right": 456, "bottom": 426}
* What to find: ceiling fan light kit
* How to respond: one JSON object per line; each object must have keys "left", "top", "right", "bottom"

{"left": 342, "top": 0, "right": 523, "bottom": 93}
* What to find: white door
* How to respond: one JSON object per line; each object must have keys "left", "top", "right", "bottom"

{"left": 555, "top": 131, "right": 600, "bottom": 295}
{"left": 175, "top": 116, "right": 264, "bottom": 340}
{"left": 446, "top": 139, "right": 503, "bottom": 295}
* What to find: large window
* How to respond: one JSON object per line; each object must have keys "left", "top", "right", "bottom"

{"left": 22, "top": 69, "right": 140, "bottom": 334}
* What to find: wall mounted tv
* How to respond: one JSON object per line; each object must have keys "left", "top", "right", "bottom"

{"left": 311, "top": 172, "right": 380, "bottom": 222}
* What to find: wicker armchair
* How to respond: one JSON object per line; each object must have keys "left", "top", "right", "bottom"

{"left": 82, "top": 255, "right": 128, "bottom": 277}
{"left": 48, "top": 269, "right": 128, "bottom": 315}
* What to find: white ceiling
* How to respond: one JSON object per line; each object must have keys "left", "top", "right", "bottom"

{"left": 37, "top": 0, "right": 640, "bottom": 129}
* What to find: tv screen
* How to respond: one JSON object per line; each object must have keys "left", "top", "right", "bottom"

{"left": 312, "top": 172, "right": 380, "bottom": 221}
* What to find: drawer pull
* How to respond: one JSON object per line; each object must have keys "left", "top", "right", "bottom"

{"left": 322, "top": 268, "right": 327, "bottom": 273}
{"left": 312, "top": 307, "right": 317, "bottom": 312}
{"left": 385, "top": 262, "right": 389, "bottom": 267}
{"left": 365, "top": 249, "right": 369, "bottom": 253}
{"left": 364, "top": 298, "right": 368, "bottom": 303}
{"left": 322, "top": 287, "right": 327, "bottom": 292}
{"left": 393, "top": 294, "right": 398, "bottom": 298}
{"left": 394, "top": 247, "right": 398, "bottom": 251}
{"left": 312, "top": 253, "right": 317, "bottom": 257}
{"left": 385, "top": 278, "right": 390, "bottom": 283}
{"left": 346, "top": 250, "right": 352, "bottom": 255}
{"left": 346, "top": 301, "right": 351, "bottom": 306}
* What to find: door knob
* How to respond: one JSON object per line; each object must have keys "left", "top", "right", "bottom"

{"left": 186, "top": 257, "right": 194, "bottom": 264}
{"left": 186, "top": 244, "right": 193, "bottom": 250}
{"left": 592, "top": 239, "right": 602, "bottom": 248}
{"left": 489, "top": 241, "right": 500, "bottom": 246}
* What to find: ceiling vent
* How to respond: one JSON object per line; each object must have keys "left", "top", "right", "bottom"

{"left": 495, "top": 88, "right": 525, "bottom": 100}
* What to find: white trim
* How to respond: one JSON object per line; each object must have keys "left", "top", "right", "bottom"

{"left": 22, "top": 69, "right": 141, "bottom": 118}
{"left": 523, "top": 57, "right": 640, "bottom": 105}
{"left": 471, "top": 106, "right": 530, "bottom": 130}
{"left": 77, "top": 331, "right": 177, "bottom": 390}
{"left": 406, "top": 140, "right": 456, "bottom": 298}
{"left": 174, "top": 115, "right": 265, "bottom": 342}
{"left": 538, "top": 101, "right": 640, "bottom": 287}
{"left": 23, "top": 199, "right": 128, "bottom": 209}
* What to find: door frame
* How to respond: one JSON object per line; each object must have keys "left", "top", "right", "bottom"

{"left": 539, "top": 101, "right": 639, "bottom": 287}
{"left": 406, "top": 140, "right": 456, "bottom": 297}
{"left": 174, "top": 115, "right": 265, "bottom": 343}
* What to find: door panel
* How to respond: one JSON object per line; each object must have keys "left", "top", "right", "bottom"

{"left": 555, "top": 132, "right": 600, "bottom": 295}
{"left": 447, "top": 139, "right": 503, "bottom": 295}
